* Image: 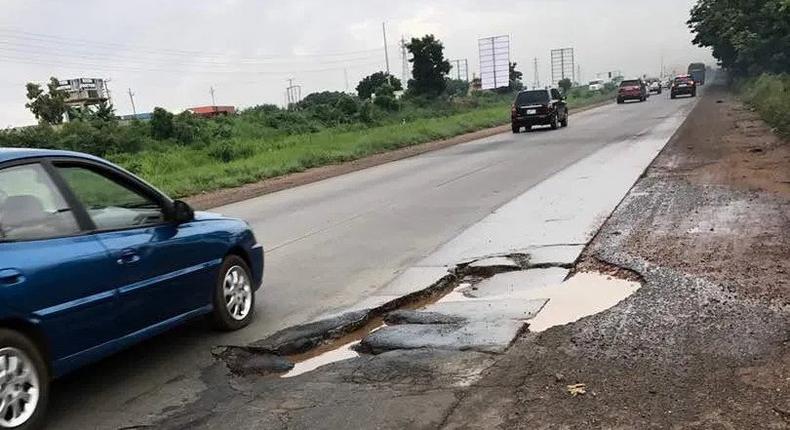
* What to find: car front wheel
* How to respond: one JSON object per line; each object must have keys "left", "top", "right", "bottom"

{"left": 550, "top": 114, "right": 559, "bottom": 130}
{"left": 212, "top": 255, "right": 256, "bottom": 331}
{"left": 0, "top": 330, "right": 48, "bottom": 430}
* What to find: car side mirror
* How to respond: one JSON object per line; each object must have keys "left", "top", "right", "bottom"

{"left": 172, "top": 200, "right": 194, "bottom": 223}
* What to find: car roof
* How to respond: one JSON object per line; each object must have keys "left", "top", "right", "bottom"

{"left": 0, "top": 147, "right": 104, "bottom": 165}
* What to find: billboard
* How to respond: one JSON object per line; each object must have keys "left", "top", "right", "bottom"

{"left": 550, "top": 48, "right": 575, "bottom": 85}
{"left": 478, "top": 35, "right": 510, "bottom": 90}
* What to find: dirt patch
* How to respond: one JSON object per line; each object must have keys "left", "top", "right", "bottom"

{"left": 444, "top": 79, "right": 790, "bottom": 428}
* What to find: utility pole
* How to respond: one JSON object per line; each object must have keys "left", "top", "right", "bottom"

{"left": 577, "top": 64, "right": 581, "bottom": 84}
{"left": 533, "top": 57, "right": 540, "bottom": 89}
{"left": 382, "top": 22, "right": 390, "bottom": 76}
{"left": 127, "top": 88, "right": 136, "bottom": 115}
{"left": 209, "top": 86, "right": 216, "bottom": 106}
{"left": 286, "top": 78, "right": 301, "bottom": 107}
{"left": 344, "top": 68, "right": 349, "bottom": 92}
{"left": 400, "top": 36, "right": 409, "bottom": 84}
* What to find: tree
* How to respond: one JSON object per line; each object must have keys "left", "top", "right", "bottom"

{"left": 444, "top": 79, "right": 470, "bottom": 97}
{"left": 509, "top": 62, "right": 524, "bottom": 91}
{"left": 687, "top": 0, "right": 790, "bottom": 76}
{"left": 150, "top": 107, "right": 174, "bottom": 140}
{"left": 356, "top": 72, "right": 402, "bottom": 100}
{"left": 558, "top": 78, "right": 572, "bottom": 94}
{"left": 25, "top": 77, "right": 69, "bottom": 124}
{"left": 406, "top": 35, "right": 451, "bottom": 97}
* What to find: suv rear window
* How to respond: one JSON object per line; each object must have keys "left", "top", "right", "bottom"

{"left": 515, "top": 91, "right": 549, "bottom": 105}
{"left": 620, "top": 80, "right": 640, "bottom": 87}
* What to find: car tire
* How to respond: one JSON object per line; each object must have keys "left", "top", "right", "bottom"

{"left": 511, "top": 124, "right": 520, "bottom": 134}
{"left": 0, "top": 329, "right": 49, "bottom": 430}
{"left": 550, "top": 114, "right": 559, "bottom": 130}
{"left": 523, "top": 125, "right": 532, "bottom": 132}
{"left": 671, "top": 93, "right": 676, "bottom": 99}
{"left": 211, "top": 255, "right": 256, "bottom": 331}
{"left": 616, "top": 97, "right": 623, "bottom": 104}
{"left": 691, "top": 91, "right": 697, "bottom": 97}
{"left": 560, "top": 114, "right": 568, "bottom": 127}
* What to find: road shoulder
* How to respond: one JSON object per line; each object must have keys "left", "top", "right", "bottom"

{"left": 443, "top": 82, "right": 790, "bottom": 428}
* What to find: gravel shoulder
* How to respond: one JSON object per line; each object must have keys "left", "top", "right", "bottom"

{"left": 444, "top": 81, "right": 790, "bottom": 428}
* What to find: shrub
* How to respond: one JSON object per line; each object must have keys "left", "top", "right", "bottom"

{"left": 739, "top": 73, "right": 790, "bottom": 135}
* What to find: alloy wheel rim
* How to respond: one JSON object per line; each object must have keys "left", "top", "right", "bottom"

{"left": 223, "top": 266, "right": 252, "bottom": 321}
{"left": 0, "top": 347, "right": 40, "bottom": 428}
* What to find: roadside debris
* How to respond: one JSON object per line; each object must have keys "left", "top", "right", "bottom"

{"left": 567, "top": 383, "right": 587, "bottom": 396}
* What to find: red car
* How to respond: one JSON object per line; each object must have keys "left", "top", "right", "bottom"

{"left": 670, "top": 75, "right": 697, "bottom": 99}
{"left": 616, "top": 79, "right": 648, "bottom": 104}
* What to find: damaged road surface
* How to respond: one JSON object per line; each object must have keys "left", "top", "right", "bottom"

{"left": 48, "top": 91, "right": 703, "bottom": 428}
{"left": 113, "top": 91, "right": 702, "bottom": 430}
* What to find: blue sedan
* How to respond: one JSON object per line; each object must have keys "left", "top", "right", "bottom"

{"left": 0, "top": 148, "right": 264, "bottom": 429}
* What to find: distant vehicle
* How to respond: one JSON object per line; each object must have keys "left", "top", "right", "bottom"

{"left": 671, "top": 75, "right": 697, "bottom": 99}
{"left": 688, "top": 63, "right": 706, "bottom": 86}
{"left": 588, "top": 79, "right": 606, "bottom": 92}
{"left": 0, "top": 148, "right": 265, "bottom": 428}
{"left": 616, "top": 79, "right": 648, "bottom": 104}
{"left": 511, "top": 88, "right": 569, "bottom": 133}
{"left": 646, "top": 78, "right": 662, "bottom": 94}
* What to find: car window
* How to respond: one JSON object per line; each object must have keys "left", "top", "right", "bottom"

{"left": 0, "top": 163, "right": 81, "bottom": 241}
{"left": 515, "top": 91, "right": 549, "bottom": 105}
{"left": 56, "top": 165, "right": 165, "bottom": 230}
{"left": 620, "top": 80, "right": 640, "bottom": 87}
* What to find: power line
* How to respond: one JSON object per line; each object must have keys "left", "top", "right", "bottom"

{"left": 0, "top": 27, "right": 395, "bottom": 62}
{"left": 0, "top": 41, "right": 389, "bottom": 69}
{"left": 0, "top": 52, "right": 382, "bottom": 76}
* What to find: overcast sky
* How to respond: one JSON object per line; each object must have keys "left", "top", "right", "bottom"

{"left": 0, "top": 0, "right": 714, "bottom": 127}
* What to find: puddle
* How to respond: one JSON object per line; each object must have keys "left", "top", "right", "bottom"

{"left": 437, "top": 282, "right": 474, "bottom": 303}
{"left": 525, "top": 271, "right": 640, "bottom": 332}
{"left": 282, "top": 340, "right": 360, "bottom": 378}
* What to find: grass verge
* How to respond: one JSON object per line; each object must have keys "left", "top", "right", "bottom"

{"left": 737, "top": 74, "right": 790, "bottom": 136}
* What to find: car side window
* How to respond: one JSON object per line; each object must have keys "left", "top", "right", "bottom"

{"left": 56, "top": 165, "right": 165, "bottom": 230}
{"left": 0, "top": 163, "right": 81, "bottom": 241}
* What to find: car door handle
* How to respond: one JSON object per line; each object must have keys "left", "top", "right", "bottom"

{"left": 116, "top": 249, "right": 141, "bottom": 265}
{"left": 0, "top": 269, "right": 25, "bottom": 286}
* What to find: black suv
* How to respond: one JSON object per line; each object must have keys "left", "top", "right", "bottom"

{"left": 511, "top": 88, "right": 568, "bottom": 133}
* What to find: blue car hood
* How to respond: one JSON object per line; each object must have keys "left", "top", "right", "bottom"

{"left": 193, "top": 210, "right": 232, "bottom": 221}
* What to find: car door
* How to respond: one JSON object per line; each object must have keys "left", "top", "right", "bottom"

{"left": 0, "top": 161, "right": 120, "bottom": 370}
{"left": 51, "top": 161, "right": 225, "bottom": 335}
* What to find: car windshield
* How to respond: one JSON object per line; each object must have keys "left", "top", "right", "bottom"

{"left": 620, "top": 80, "right": 640, "bottom": 87}
{"left": 516, "top": 91, "right": 549, "bottom": 105}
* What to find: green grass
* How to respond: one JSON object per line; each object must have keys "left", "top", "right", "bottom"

{"left": 738, "top": 74, "right": 790, "bottom": 136}
{"left": 112, "top": 89, "right": 616, "bottom": 198}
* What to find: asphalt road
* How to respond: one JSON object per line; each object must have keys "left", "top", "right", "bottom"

{"left": 47, "top": 92, "right": 699, "bottom": 429}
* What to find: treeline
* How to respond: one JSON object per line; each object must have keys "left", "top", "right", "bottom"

{"left": 688, "top": 0, "right": 790, "bottom": 134}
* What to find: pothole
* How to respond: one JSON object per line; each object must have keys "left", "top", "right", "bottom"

{"left": 525, "top": 271, "right": 641, "bottom": 332}
{"left": 217, "top": 253, "right": 639, "bottom": 378}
